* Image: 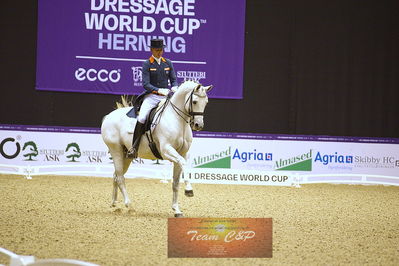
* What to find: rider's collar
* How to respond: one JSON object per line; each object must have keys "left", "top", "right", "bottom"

{"left": 149, "top": 56, "right": 166, "bottom": 64}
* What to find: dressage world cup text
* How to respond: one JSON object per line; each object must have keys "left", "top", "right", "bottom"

{"left": 85, "top": 0, "right": 203, "bottom": 53}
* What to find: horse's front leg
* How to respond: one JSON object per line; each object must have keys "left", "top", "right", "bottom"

{"left": 161, "top": 144, "right": 187, "bottom": 170}
{"left": 161, "top": 144, "right": 187, "bottom": 217}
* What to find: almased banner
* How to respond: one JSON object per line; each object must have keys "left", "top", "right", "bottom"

{"left": 1, "top": 125, "right": 398, "bottom": 186}
{"left": 36, "top": 0, "right": 246, "bottom": 98}
{"left": 187, "top": 134, "right": 399, "bottom": 185}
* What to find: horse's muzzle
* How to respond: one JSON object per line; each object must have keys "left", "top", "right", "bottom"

{"left": 191, "top": 121, "right": 204, "bottom": 131}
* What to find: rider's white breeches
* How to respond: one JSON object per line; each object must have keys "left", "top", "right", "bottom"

{"left": 137, "top": 94, "right": 166, "bottom": 124}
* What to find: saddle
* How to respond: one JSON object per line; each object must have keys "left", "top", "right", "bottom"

{"left": 144, "top": 106, "right": 160, "bottom": 132}
{"left": 126, "top": 99, "right": 168, "bottom": 160}
{"left": 126, "top": 98, "right": 167, "bottom": 130}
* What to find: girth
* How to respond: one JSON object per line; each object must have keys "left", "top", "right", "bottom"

{"left": 144, "top": 106, "right": 164, "bottom": 160}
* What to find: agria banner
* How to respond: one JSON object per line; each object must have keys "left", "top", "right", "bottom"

{"left": 36, "top": 0, "right": 246, "bottom": 98}
{"left": 1, "top": 125, "right": 399, "bottom": 186}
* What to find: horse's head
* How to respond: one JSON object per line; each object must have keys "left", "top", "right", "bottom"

{"left": 184, "top": 83, "right": 213, "bottom": 131}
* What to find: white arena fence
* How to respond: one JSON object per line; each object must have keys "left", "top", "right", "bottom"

{"left": 1, "top": 163, "right": 398, "bottom": 187}
{"left": 0, "top": 163, "right": 172, "bottom": 180}
{"left": 0, "top": 246, "right": 98, "bottom": 266}
{"left": 0, "top": 124, "right": 398, "bottom": 186}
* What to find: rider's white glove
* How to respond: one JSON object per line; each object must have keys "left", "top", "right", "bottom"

{"left": 171, "top": 86, "right": 178, "bottom": 92}
{"left": 157, "top": 88, "right": 170, "bottom": 96}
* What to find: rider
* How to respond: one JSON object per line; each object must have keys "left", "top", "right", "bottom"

{"left": 127, "top": 39, "right": 178, "bottom": 158}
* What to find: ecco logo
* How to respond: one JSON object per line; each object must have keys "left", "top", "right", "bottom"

{"left": 0, "top": 138, "right": 21, "bottom": 159}
{"left": 75, "top": 68, "right": 121, "bottom": 83}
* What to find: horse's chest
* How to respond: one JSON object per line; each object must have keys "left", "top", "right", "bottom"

{"left": 174, "top": 137, "right": 191, "bottom": 153}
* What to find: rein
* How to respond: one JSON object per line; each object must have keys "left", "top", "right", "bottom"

{"left": 145, "top": 86, "right": 205, "bottom": 159}
{"left": 169, "top": 89, "right": 205, "bottom": 124}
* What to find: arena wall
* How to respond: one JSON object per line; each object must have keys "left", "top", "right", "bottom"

{"left": 1, "top": 0, "right": 399, "bottom": 138}
{"left": 1, "top": 124, "right": 398, "bottom": 186}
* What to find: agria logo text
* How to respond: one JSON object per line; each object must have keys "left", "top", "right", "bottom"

{"left": 314, "top": 151, "right": 353, "bottom": 165}
{"left": 192, "top": 147, "right": 273, "bottom": 169}
{"left": 232, "top": 148, "right": 272, "bottom": 162}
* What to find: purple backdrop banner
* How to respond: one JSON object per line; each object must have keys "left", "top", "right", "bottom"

{"left": 36, "top": 0, "right": 246, "bottom": 98}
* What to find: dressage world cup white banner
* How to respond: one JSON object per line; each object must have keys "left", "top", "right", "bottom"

{"left": 1, "top": 125, "right": 399, "bottom": 186}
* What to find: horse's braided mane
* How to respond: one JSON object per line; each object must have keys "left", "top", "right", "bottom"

{"left": 114, "top": 80, "right": 201, "bottom": 109}
{"left": 115, "top": 95, "right": 134, "bottom": 109}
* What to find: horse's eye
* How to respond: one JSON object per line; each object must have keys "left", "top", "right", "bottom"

{"left": 193, "top": 101, "right": 197, "bottom": 105}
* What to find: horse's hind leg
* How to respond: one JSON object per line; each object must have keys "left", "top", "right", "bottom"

{"left": 110, "top": 145, "right": 131, "bottom": 208}
{"left": 111, "top": 175, "right": 118, "bottom": 207}
{"left": 111, "top": 156, "right": 132, "bottom": 207}
{"left": 182, "top": 154, "right": 193, "bottom": 197}
{"left": 183, "top": 173, "right": 194, "bottom": 197}
{"left": 172, "top": 163, "right": 183, "bottom": 217}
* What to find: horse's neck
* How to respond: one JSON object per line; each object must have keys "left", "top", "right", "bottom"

{"left": 162, "top": 88, "right": 191, "bottom": 129}
{"left": 170, "top": 87, "right": 190, "bottom": 108}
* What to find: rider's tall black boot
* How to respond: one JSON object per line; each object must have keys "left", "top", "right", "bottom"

{"left": 127, "top": 122, "right": 145, "bottom": 158}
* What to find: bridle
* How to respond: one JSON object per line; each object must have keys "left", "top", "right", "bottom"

{"left": 169, "top": 88, "right": 206, "bottom": 124}
{"left": 148, "top": 86, "right": 207, "bottom": 154}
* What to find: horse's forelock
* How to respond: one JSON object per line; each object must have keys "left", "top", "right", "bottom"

{"left": 177, "top": 80, "right": 208, "bottom": 98}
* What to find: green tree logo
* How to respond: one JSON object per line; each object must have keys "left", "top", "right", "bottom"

{"left": 65, "top": 142, "right": 81, "bottom": 162}
{"left": 22, "top": 141, "right": 38, "bottom": 161}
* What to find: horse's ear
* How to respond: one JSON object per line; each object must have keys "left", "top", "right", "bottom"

{"left": 195, "top": 84, "right": 201, "bottom": 91}
{"left": 205, "top": 85, "right": 213, "bottom": 92}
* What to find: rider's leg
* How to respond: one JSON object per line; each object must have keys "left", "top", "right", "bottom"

{"left": 127, "top": 94, "right": 163, "bottom": 158}
{"left": 127, "top": 121, "right": 145, "bottom": 158}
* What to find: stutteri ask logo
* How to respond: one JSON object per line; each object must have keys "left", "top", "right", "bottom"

{"left": 22, "top": 141, "right": 38, "bottom": 161}
{"left": 177, "top": 71, "right": 206, "bottom": 82}
{"left": 275, "top": 150, "right": 312, "bottom": 171}
{"left": 192, "top": 147, "right": 231, "bottom": 168}
{"left": 65, "top": 142, "right": 81, "bottom": 162}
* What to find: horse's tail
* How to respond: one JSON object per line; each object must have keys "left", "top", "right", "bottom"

{"left": 115, "top": 95, "right": 133, "bottom": 109}
{"left": 101, "top": 95, "right": 134, "bottom": 126}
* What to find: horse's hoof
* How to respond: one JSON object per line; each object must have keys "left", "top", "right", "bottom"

{"left": 125, "top": 152, "right": 135, "bottom": 159}
{"left": 185, "top": 190, "right": 194, "bottom": 197}
{"left": 174, "top": 213, "right": 184, "bottom": 218}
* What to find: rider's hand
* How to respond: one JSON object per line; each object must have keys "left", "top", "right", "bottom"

{"left": 157, "top": 88, "right": 170, "bottom": 96}
{"left": 171, "top": 86, "right": 178, "bottom": 92}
